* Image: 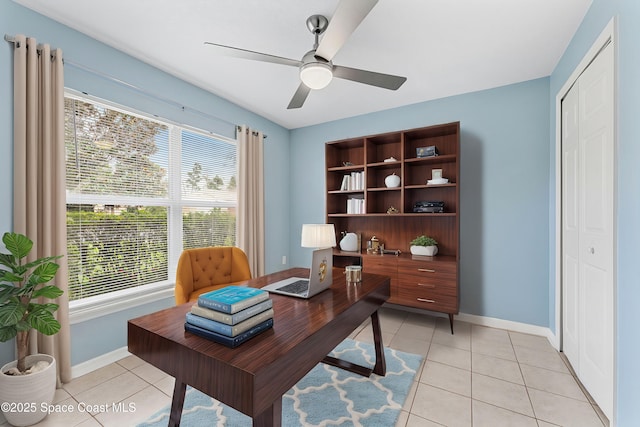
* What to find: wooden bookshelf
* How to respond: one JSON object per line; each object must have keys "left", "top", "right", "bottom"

{"left": 325, "top": 121, "right": 460, "bottom": 333}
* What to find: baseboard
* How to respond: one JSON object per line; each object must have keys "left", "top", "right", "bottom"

{"left": 71, "top": 346, "right": 131, "bottom": 379}
{"left": 455, "top": 312, "right": 558, "bottom": 349}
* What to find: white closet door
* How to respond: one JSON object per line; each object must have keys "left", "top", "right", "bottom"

{"left": 562, "top": 79, "right": 580, "bottom": 371}
{"left": 562, "top": 42, "right": 614, "bottom": 421}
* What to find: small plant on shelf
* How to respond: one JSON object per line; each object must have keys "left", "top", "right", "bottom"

{"left": 410, "top": 235, "right": 437, "bottom": 246}
{"left": 409, "top": 235, "right": 438, "bottom": 256}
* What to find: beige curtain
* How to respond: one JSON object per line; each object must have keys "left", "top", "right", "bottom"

{"left": 236, "top": 125, "right": 265, "bottom": 277}
{"left": 12, "top": 35, "right": 71, "bottom": 385}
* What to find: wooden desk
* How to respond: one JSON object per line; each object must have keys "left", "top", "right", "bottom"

{"left": 127, "top": 268, "right": 390, "bottom": 427}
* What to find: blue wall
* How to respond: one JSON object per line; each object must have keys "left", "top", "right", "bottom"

{"left": 0, "top": 1, "right": 291, "bottom": 366}
{"left": 290, "top": 78, "right": 551, "bottom": 327}
{"left": 548, "top": 0, "right": 640, "bottom": 424}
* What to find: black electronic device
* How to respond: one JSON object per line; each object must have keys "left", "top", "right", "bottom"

{"left": 413, "top": 201, "right": 445, "bottom": 213}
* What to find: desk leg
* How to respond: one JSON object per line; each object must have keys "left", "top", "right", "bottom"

{"left": 253, "top": 398, "right": 282, "bottom": 427}
{"left": 370, "top": 310, "right": 386, "bottom": 376}
{"left": 322, "top": 310, "right": 387, "bottom": 377}
{"left": 168, "top": 380, "right": 187, "bottom": 427}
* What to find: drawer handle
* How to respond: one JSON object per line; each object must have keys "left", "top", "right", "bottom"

{"left": 418, "top": 268, "right": 436, "bottom": 273}
{"left": 417, "top": 298, "right": 435, "bottom": 303}
{"left": 417, "top": 283, "right": 436, "bottom": 288}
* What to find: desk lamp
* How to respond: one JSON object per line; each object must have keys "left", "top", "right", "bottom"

{"left": 301, "top": 223, "right": 336, "bottom": 249}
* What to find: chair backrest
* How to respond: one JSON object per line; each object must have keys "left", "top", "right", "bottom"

{"left": 175, "top": 246, "right": 252, "bottom": 304}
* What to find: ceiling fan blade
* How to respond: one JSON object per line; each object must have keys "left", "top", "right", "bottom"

{"left": 315, "top": 0, "right": 378, "bottom": 61}
{"left": 287, "top": 83, "right": 312, "bottom": 109}
{"left": 204, "top": 42, "right": 302, "bottom": 67}
{"left": 333, "top": 65, "right": 406, "bottom": 90}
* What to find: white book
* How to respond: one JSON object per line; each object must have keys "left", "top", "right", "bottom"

{"left": 340, "top": 175, "right": 349, "bottom": 191}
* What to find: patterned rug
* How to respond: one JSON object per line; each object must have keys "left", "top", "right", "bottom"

{"left": 138, "top": 339, "right": 423, "bottom": 426}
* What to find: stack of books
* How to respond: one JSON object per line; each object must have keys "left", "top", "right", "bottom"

{"left": 184, "top": 285, "right": 274, "bottom": 348}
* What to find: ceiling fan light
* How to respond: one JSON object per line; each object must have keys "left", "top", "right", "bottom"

{"left": 300, "top": 62, "right": 333, "bottom": 90}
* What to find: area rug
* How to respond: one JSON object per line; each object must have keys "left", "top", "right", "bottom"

{"left": 138, "top": 339, "right": 423, "bottom": 426}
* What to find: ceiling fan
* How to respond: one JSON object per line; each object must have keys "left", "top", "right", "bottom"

{"left": 204, "top": 0, "right": 407, "bottom": 109}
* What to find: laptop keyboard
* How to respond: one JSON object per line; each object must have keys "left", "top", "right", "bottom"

{"left": 277, "top": 279, "right": 310, "bottom": 294}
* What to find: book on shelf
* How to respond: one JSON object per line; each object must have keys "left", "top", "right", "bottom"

{"left": 340, "top": 171, "right": 365, "bottom": 191}
{"left": 184, "top": 317, "right": 274, "bottom": 348}
{"left": 191, "top": 298, "right": 273, "bottom": 325}
{"left": 186, "top": 308, "right": 274, "bottom": 337}
{"left": 197, "top": 285, "right": 269, "bottom": 314}
{"left": 349, "top": 171, "right": 364, "bottom": 191}
{"left": 347, "top": 197, "right": 365, "bottom": 214}
{"left": 340, "top": 175, "right": 350, "bottom": 191}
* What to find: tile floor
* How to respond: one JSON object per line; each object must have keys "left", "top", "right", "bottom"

{"left": 0, "top": 307, "right": 608, "bottom": 426}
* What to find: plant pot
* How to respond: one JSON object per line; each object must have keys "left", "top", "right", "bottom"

{"left": 0, "top": 354, "right": 56, "bottom": 426}
{"left": 410, "top": 245, "right": 438, "bottom": 256}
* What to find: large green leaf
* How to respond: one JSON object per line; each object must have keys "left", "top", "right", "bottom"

{"left": 32, "top": 285, "right": 64, "bottom": 299}
{"left": 0, "top": 302, "right": 26, "bottom": 327}
{"left": 0, "top": 325, "right": 17, "bottom": 341}
{"left": 2, "top": 232, "right": 32, "bottom": 260}
{"left": 0, "top": 270, "right": 25, "bottom": 283}
{"left": 23, "top": 255, "right": 63, "bottom": 271}
{"left": 26, "top": 262, "right": 61, "bottom": 286}
{"left": 27, "top": 310, "right": 60, "bottom": 336}
{"left": 0, "top": 284, "right": 19, "bottom": 300}
{"left": 0, "top": 253, "right": 17, "bottom": 269}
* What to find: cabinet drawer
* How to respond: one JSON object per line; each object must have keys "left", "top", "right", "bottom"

{"left": 398, "top": 259, "right": 455, "bottom": 283}
{"left": 394, "top": 282, "right": 458, "bottom": 312}
{"left": 362, "top": 256, "right": 398, "bottom": 277}
{"left": 395, "top": 256, "right": 458, "bottom": 312}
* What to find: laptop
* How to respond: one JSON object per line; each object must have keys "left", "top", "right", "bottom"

{"left": 262, "top": 248, "right": 333, "bottom": 298}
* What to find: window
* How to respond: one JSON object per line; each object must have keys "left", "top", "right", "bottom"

{"left": 65, "top": 94, "right": 237, "bottom": 301}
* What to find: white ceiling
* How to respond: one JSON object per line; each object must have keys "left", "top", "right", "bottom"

{"left": 14, "top": 0, "right": 591, "bottom": 129}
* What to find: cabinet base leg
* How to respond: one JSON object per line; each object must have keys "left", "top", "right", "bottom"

{"left": 448, "top": 314, "right": 454, "bottom": 335}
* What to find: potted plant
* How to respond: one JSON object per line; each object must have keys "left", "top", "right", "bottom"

{"left": 409, "top": 235, "right": 438, "bottom": 256}
{"left": 0, "top": 232, "right": 63, "bottom": 426}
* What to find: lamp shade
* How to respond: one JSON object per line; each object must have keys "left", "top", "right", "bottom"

{"left": 301, "top": 224, "right": 336, "bottom": 248}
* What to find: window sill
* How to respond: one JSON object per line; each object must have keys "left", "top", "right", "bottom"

{"left": 69, "top": 281, "right": 175, "bottom": 324}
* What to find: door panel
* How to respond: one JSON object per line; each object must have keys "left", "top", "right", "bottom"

{"left": 562, "top": 42, "right": 614, "bottom": 421}
{"left": 577, "top": 43, "right": 614, "bottom": 419}
{"left": 562, "top": 78, "right": 580, "bottom": 368}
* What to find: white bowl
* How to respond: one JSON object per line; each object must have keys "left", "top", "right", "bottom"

{"left": 427, "top": 178, "right": 449, "bottom": 185}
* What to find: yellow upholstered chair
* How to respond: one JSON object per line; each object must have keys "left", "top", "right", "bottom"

{"left": 175, "top": 246, "right": 252, "bottom": 305}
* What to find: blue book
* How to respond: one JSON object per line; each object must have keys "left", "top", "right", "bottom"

{"left": 184, "top": 318, "right": 274, "bottom": 348}
{"left": 191, "top": 298, "right": 273, "bottom": 325}
{"left": 186, "top": 308, "right": 274, "bottom": 337}
{"left": 197, "top": 286, "right": 269, "bottom": 314}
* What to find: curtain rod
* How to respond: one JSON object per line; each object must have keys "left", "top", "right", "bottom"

{"left": 4, "top": 33, "right": 266, "bottom": 139}
{"left": 4, "top": 34, "right": 61, "bottom": 58}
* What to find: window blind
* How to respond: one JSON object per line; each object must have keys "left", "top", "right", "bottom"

{"left": 65, "top": 95, "right": 237, "bottom": 301}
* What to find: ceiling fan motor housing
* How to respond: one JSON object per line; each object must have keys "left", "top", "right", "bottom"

{"left": 306, "top": 15, "right": 329, "bottom": 35}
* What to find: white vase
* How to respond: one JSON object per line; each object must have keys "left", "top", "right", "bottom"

{"left": 384, "top": 173, "right": 400, "bottom": 188}
{"left": 339, "top": 232, "right": 359, "bottom": 252}
{"left": 0, "top": 354, "right": 57, "bottom": 426}
{"left": 410, "top": 245, "right": 438, "bottom": 256}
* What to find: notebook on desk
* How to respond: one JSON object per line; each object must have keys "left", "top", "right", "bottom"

{"left": 262, "top": 248, "right": 333, "bottom": 298}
